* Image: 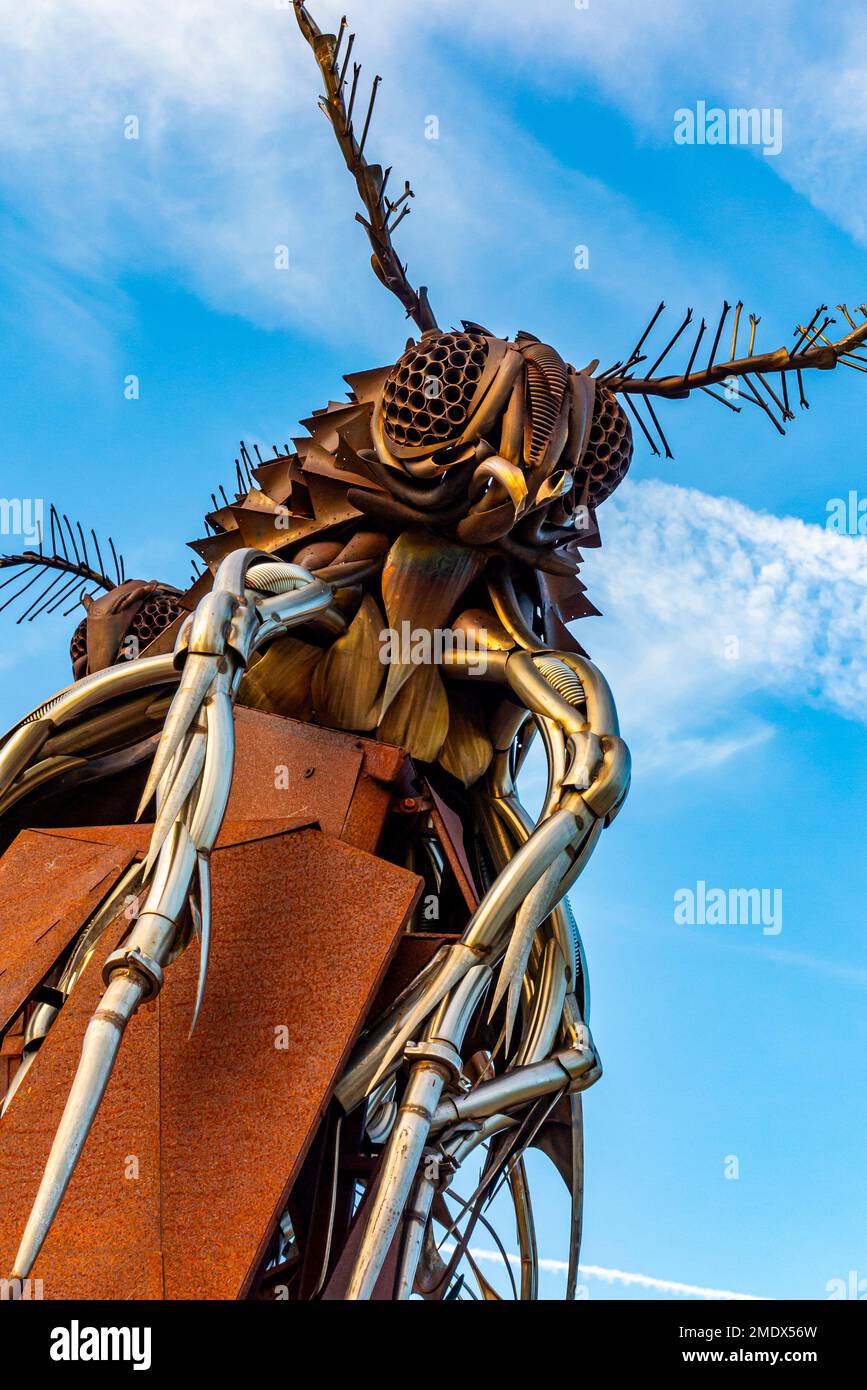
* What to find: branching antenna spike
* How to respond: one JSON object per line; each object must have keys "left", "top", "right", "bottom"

{"left": 706, "top": 302, "right": 731, "bottom": 372}
{"left": 358, "top": 74, "right": 380, "bottom": 158}
{"left": 293, "top": 2, "right": 438, "bottom": 331}
{"left": 646, "top": 308, "right": 693, "bottom": 379}
{"left": 729, "top": 301, "right": 743, "bottom": 360}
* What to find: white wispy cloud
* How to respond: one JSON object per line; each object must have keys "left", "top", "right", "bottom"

{"left": 429, "top": 0, "right": 867, "bottom": 252}
{"left": 0, "top": 0, "right": 783, "bottom": 359}
{"left": 580, "top": 478, "right": 867, "bottom": 771}
{"left": 611, "top": 916, "right": 867, "bottom": 992}
{"left": 2, "top": 0, "right": 863, "bottom": 352}
{"left": 444, "top": 1246, "right": 765, "bottom": 1300}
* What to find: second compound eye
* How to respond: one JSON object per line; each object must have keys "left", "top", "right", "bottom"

{"left": 575, "top": 385, "right": 633, "bottom": 505}
{"left": 380, "top": 331, "right": 490, "bottom": 454}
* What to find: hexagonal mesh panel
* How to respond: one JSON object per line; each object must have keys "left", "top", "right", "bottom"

{"left": 131, "top": 590, "right": 186, "bottom": 649}
{"left": 70, "top": 616, "right": 87, "bottom": 671}
{"left": 578, "top": 386, "right": 633, "bottom": 505}
{"left": 381, "top": 331, "right": 489, "bottom": 449}
{"left": 68, "top": 587, "right": 186, "bottom": 674}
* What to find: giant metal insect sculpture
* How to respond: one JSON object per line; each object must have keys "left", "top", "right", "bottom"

{"left": 0, "top": 2, "right": 865, "bottom": 1300}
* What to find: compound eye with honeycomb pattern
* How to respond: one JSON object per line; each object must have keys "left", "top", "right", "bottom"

{"left": 576, "top": 385, "right": 634, "bottom": 506}
{"left": 69, "top": 586, "right": 187, "bottom": 678}
{"left": 381, "top": 330, "right": 490, "bottom": 454}
{"left": 131, "top": 589, "right": 187, "bottom": 649}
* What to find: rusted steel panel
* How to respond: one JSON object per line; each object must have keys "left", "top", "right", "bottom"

{"left": 0, "top": 823, "right": 421, "bottom": 1299}
{"left": 160, "top": 826, "right": 421, "bottom": 1300}
{"left": 227, "top": 707, "right": 364, "bottom": 838}
{"left": 228, "top": 707, "right": 408, "bottom": 851}
{"left": 339, "top": 767, "right": 398, "bottom": 854}
{"left": 0, "top": 915, "right": 164, "bottom": 1300}
{"left": 39, "top": 815, "right": 316, "bottom": 856}
{"left": 0, "top": 831, "right": 135, "bottom": 1035}
{"left": 0, "top": 1014, "right": 23, "bottom": 1097}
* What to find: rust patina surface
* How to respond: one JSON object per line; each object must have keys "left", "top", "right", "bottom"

{"left": 0, "top": 823, "right": 421, "bottom": 1298}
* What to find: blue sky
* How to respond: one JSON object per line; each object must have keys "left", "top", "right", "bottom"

{"left": 1, "top": 0, "right": 865, "bottom": 1299}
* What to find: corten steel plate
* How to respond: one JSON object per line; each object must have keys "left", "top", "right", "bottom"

{"left": 0, "top": 709, "right": 407, "bottom": 858}
{"left": 0, "top": 824, "right": 421, "bottom": 1299}
{"left": 0, "top": 830, "right": 136, "bottom": 1035}
{"left": 39, "top": 815, "right": 316, "bottom": 857}
{"left": 0, "top": 913, "right": 164, "bottom": 1299}
{"left": 227, "top": 706, "right": 406, "bottom": 851}
{"left": 159, "top": 828, "right": 420, "bottom": 1299}
{"left": 0, "top": 1015, "right": 24, "bottom": 1100}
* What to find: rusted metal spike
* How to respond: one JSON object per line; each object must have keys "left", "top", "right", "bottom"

{"left": 345, "top": 61, "right": 361, "bottom": 130}
{"left": 50, "top": 505, "right": 64, "bottom": 559}
{"left": 794, "top": 316, "right": 835, "bottom": 353}
{"left": 337, "top": 31, "right": 355, "bottom": 91}
{"left": 729, "top": 300, "right": 743, "bottom": 360}
{"left": 755, "top": 371, "right": 792, "bottom": 420}
{"left": 780, "top": 372, "right": 791, "bottom": 419}
{"left": 0, "top": 562, "right": 36, "bottom": 595}
{"left": 641, "top": 393, "right": 674, "bottom": 458}
{"left": 628, "top": 301, "right": 665, "bottom": 362}
{"left": 387, "top": 205, "right": 411, "bottom": 236}
{"left": 791, "top": 305, "right": 827, "bottom": 356}
{"left": 682, "top": 318, "right": 707, "bottom": 380}
{"left": 63, "top": 515, "right": 81, "bottom": 566}
{"left": 706, "top": 302, "right": 731, "bottom": 371}
{"left": 700, "top": 386, "right": 741, "bottom": 413}
{"left": 741, "top": 376, "right": 786, "bottom": 435}
{"left": 646, "top": 309, "right": 693, "bottom": 378}
{"left": 331, "top": 15, "right": 347, "bottom": 72}
{"left": 49, "top": 577, "right": 85, "bottom": 616}
{"left": 622, "top": 395, "right": 660, "bottom": 456}
{"left": 0, "top": 569, "right": 43, "bottom": 615}
{"left": 16, "top": 573, "right": 65, "bottom": 624}
{"left": 358, "top": 75, "right": 381, "bottom": 158}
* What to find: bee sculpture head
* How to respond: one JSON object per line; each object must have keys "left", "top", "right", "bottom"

{"left": 373, "top": 327, "right": 633, "bottom": 551}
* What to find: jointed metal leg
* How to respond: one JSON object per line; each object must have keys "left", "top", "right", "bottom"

{"left": 342, "top": 646, "right": 628, "bottom": 1298}
{"left": 10, "top": 550, "right": 340, "bottom": 1279}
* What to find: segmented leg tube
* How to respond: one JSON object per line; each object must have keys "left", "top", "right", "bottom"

{"left": 346, "top": 965, "right": 492, "bottom": 1299}
{"left": 12, "top": 973, "right": 146, "bottom": 1278}
{"left": 342, "top": 646, "right": 627, "bottom": 1299}
{"left": 9, "top": 551, "right": 337, "bottom": 1277}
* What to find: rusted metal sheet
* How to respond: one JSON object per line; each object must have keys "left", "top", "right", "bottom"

{"left": 0, "top": 1014, "right": 23, "bottom": 1097}
{"left": 0, "top": 913, "right": 164, "bottom": 1299}
{"left": 0, "top": 831, "right": 136, "bottom": 1035}
{"left": 228, "top": 707, "right": 408, "bottom": 851}
{"left": 40, "top": 815, "right": 316, "bottom": 856}
{"left": 340, "top": 766, "right": 399, "bottom": 853}
{"left": 227, "top": 707, "right": 361, "bottom": 839}
{"left": 0, "top": 823, "right": 421, "bottom": 1299}
{"left": 161, "top": 827, "right": 421, "bottom": 1299}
